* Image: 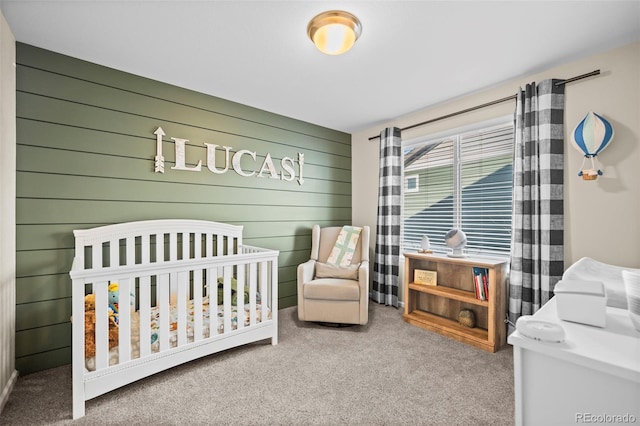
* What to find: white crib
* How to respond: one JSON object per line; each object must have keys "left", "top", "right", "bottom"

{"left": 69, "top": 219, "right": 279, "bottom": 419}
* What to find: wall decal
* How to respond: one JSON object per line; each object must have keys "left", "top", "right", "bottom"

{"left": 153, "top": 127, "right": 305, "bottom": 185}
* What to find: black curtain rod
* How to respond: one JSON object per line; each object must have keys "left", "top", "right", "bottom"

{"left": 368, "top": 69, "right": 601, "bottom": 141}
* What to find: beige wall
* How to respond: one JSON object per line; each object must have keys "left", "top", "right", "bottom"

{"left": 0, "top": 8, "right": 17, "bottom": 414}
{"left": 353, "top": 42, "right": 640, "bottom": 291}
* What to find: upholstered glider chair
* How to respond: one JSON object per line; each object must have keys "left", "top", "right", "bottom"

{"left": 297, "top": 224, "right": 370, "bottom": 325}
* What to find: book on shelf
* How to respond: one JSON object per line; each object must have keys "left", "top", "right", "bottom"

{"left": 472, "top": 267, "right": 489, "bottom": 301}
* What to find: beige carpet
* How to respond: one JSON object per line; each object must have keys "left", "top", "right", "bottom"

{"left": 1, "top": 303, "right": 515, "bottom": 425}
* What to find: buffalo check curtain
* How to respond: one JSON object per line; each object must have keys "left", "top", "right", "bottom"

{"left": 509, "top": 79, "right": 565, "bottom": 324}
{"left": 371, "top": 127, "right": 402, "bottom": 307}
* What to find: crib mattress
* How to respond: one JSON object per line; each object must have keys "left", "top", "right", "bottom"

{"left": 86, "top": 297, "right": 270, "bottom": 371}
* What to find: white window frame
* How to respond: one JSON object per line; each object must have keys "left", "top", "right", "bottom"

{"left": 402, "top": 115, "right": 513, "bottom": 258}
{"left": 404, "top": 174, "right": 419, "bottom": 193}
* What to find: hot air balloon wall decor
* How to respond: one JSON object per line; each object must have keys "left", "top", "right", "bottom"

{"left": 570, "top": 111, "right": 614, "bottom": 181}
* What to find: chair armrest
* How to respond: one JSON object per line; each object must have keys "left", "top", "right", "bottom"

{"left": 297, "top": 260, "right": 316, "bottom": 320}
{"left": 297, "top": 259, "right": 316, "bottom": 288}
{"left": 358, "top": 260, "right": 370, "bottom": 324}
{"left": 358, "top": 260, "right": 369, "bottom": 292}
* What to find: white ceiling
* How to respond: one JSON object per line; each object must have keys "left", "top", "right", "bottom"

{"left": 1, "top": 0, "right": 639, "bottom": 134}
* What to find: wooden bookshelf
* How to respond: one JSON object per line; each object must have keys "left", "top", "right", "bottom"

{"left": 403, "top": 252, "right": 508, "bottom": 352}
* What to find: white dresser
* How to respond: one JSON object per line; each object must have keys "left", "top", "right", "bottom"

{"left": 508, "top": 298, "right": 640, "bottom": 426}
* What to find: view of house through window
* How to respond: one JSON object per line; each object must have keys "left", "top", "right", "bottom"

{"left": 403, "top": 120, "right": 514, "bottom": 257}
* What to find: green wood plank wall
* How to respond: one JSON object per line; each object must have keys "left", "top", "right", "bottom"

{"left": 15, "top": 43, "right": 352, "bottom": 374}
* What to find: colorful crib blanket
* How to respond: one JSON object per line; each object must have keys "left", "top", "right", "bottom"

{"left": 326, "top": 226, "right": 362, "bottom": 267}
{"left": 151, "top": 296, "right": 267, "bottom": 341}
{"left": 85, "top": 297, "right": 270, "bottom": 371}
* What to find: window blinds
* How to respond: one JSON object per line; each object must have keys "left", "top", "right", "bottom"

{"left": 403, "top": 123, "right": 513, "bottom": 256}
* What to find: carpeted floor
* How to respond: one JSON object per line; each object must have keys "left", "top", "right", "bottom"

{"left": 0, "top": 303, "right": 515, "bottom": 425}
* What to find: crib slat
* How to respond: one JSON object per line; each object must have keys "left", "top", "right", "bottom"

{"left": 169, "top": 232, "right": 177, "bottom": 261}
{"left": 92, "top": 243, "right": 102, "bottom": 270}
{"left": 109, "top": 239, "right": 119, "bottom": 268}
{"left": 95, "top": 282, "right": 109, "bottom": 370}
{"left": 139, "top": 275, "right": 151, "bottom": 358}
{"left": 222, "top": 266, "right": 232, "bottom": 333}
{"left": 193, "top": 269, "right": 203, "bottom": 341}
{"left": 226, "top": 236, "right": 234, "bottom": 255}
{"left": 126, "top": 237, "right": 135, "bottom": 266}
{"left": 205, "top": 234, "right": 212, "bottom": 257}
{"left": 156, "top": 234, "right": 163, "bottom": 263}
{"left": 177, "top": 271, "right": 188, "bottom": 346}
{"left": 260, "top": 262, "right": 268, "bottom": 323}
{"left": 194, "top": 233, "right": 202, "bottom": 259}
{"left": 208, "top": 267, "right": 218, "bottom": 335}
{"left": 141, "top": 234, "right": 150, "bottom": 264}
{"left": 216, "top": 235, "right": 224, "bottom": 256}
{"left": 118, "top": 278, "right": 132, "bottom": 363}
{"left": 236, "top": 265, "right": 249, "bottom": 330}
{"left": 182, "top": 232, "right": 189, "bottom": 260}
{"left": 249, "top": 262, "right": 257, "bottom": 326}
{"left": 157, "top": 273, "right": 170, "bottom": 351}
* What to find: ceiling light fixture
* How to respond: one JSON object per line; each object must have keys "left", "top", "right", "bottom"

{"left": 307, "top": 10, "right": 362, "bottom": 55}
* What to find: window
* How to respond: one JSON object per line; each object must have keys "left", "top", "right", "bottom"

{"left": 403, "top": 120, "right": 514, "bottom": 256}
{"left": 405, "top": 175, "right": 419, "bottom": 193}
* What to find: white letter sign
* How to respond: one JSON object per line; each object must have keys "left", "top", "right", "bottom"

{"left": 152, "top": 127, "right": 305, "bottom": 185}
{"left": 205, "top": 143, "right": 231, "bottom": 174}
{"left": 257, "top": 153, "right": 280, "bottom": 180}
{"left": 232, "top": 149, "right": 257, "bottom": 177}
{"left": 171, "top": 137, "right": 202, "bottom": 172}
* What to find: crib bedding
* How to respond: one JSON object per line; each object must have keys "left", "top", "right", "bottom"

{"left": 86, "top": 297, "right": 270, "bottom": 371}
